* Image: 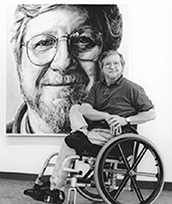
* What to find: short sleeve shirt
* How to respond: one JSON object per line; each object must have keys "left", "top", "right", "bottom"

{"left": 82, "top": 76, "right": 154, "bottom": 118}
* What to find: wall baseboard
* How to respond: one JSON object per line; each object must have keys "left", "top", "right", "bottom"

{"left": 0, "top": 171, "right": 171, "bottom": 191}
{"left": 0, "top": 172, "right": 38, "bottom": 181}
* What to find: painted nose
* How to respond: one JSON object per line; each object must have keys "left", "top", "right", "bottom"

{"left": 50, "top": 38, "right": 70, "bottom": 72}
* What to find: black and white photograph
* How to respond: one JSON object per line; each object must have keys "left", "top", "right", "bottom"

{"left": 1, "top": 1, "right": 172, "bottom": 204}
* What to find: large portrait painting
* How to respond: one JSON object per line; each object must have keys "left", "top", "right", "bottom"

{"left": 6, "top": 4, "right": 128, "bottom": 135}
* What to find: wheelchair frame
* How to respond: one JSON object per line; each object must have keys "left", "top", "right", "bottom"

{"left": 34, "top": 133, "right": 164, "bottom": 204}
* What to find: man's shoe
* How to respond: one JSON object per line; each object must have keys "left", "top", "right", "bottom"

{"left": 65, "top": 131, "right": 96, "bottom": 155}
{"left": 23, "top": 180, "right": 50, "bottom": 199}
{"left": 43, "top": 189, "right": 65, "bottom": 204}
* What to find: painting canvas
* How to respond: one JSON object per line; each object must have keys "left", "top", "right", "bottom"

{"left": 6, "top": 4, "right": 129, "bottom": 136}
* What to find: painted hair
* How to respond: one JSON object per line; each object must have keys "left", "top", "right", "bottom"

{"left": 10, "top": 4, "right": 123, "bottom": 64}
{"left": 99, "top": 50, "right": 125, "bottom": 69}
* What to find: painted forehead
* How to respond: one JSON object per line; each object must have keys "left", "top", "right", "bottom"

{"left": 24, "top": 5, "right": 90, "bottom": 41}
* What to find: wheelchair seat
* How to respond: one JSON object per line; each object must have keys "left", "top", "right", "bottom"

{"left": 79, "top": 139, "right": 134, "bottom": 161}
{"left": 67, "top": 122, "right": 137, "bottom": 160}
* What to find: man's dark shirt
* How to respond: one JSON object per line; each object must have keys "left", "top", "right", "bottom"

{"left": 81, "top": 75, "right": 154, "bottom": 155}
{"left": 82, "top": 75, "right": 154, "bottom": 118}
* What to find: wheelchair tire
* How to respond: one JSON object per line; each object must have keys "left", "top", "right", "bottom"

{"left": 77, "top": 185, "right": 102, "bottom": 202}
{"left": 94, "top": 134, "right": 164, "bottom": 204}
{"left": 76, "top": 165, "right": 102, "bottom": 202}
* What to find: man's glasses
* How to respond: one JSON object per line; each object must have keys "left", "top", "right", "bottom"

{"left": 22, "top": 28, "right": 103, "bottom": 66}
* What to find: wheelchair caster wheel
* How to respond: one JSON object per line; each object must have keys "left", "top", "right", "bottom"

{"left": 67, "top": 187, "right": 77, "bottom": 204}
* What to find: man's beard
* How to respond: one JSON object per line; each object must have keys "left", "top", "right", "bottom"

{"left": 20, "top": 70, "right": 88, "bottom": 133}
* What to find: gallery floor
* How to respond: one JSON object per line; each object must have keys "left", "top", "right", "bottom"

{"left": 0, "top": 178, "right": 172, "bottom": 204}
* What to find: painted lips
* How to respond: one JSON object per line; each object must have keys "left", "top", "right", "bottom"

{"left": 41, "top": 72, "right": 88, "bottom": 87}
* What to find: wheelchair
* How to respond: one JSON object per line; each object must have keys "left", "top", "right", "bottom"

{"left": 34, "top": 133, "right": 164, "bottom": 204}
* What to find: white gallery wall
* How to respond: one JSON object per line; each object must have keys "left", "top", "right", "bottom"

{"left": 0, "top": 0, "right": 172, "bottom": 183}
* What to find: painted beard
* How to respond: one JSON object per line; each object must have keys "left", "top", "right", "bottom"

{"left": 20, "top": 68, "right": 89, "bottom": 133}
{"left": 37, "top": 84, "right": 87, "bottom": 133}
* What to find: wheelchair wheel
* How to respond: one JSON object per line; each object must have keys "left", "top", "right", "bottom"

{"left": 94, "top": 134, "right": 164, "bottom": 204}
{"left": 76, "top": 157, "right": 102, "bottom": 202}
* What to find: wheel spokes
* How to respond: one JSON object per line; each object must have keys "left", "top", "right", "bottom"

{"left": 130, "top": 173, "right": 144, "bottom": 202}
{"left": 132, "top": 145, "right": 148, "bottom": 171}
{"left": 116, "top": 142, "right": 150, "bottom": 202}
{"left": 113, "top": 173, "right": 130, "bottom": 200}
{"left": 118, "top": 144, "right": 131, "bottom": 171}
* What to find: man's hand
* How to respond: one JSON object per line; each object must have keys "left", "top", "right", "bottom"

{"left": 105, "top": 115, "right": 127, "bottom": 136}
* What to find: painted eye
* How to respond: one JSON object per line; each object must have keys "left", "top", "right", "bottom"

{"left": 77, "top": 35, "right": 94, "bottom": 48}
{"left": 69, "top": 28, "right": 103, "bottom": 60}
{"left": 28, "top": 35, "right": 56, "bottom": 51}
{"left": 71, "top": 32, "right": 96, "bottom": 51}
{"left": 35, "top": 39, "right": 54, "bottom": 48}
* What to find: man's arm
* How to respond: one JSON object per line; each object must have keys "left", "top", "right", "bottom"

{"left": 80, "top": 102, "right": 156, "bottom": 124}
{"left": 106, "top": 108, "right": 156, "bottom": 127}
{"left": 126, "top": 108, "right": 156, "bottom": 125}
{"left": 79, "top": 103, "right": 110, "bottom": 121}
{"left": 105, "top": 108, "right": 156, "bottom": 135}
{"left": 79, "top": 103, "right": 156, "bottom": 135}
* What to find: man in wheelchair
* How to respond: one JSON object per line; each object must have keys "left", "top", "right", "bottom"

{"left": 24, "top": 50, "right": 156, "bottom": 203}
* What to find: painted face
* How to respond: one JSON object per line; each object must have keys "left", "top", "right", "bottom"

{"left": 19, "top": 6, "right": 102, "bottom": 133}
{"left": 102, "top": 54, "right": 124, "bottom": 84}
